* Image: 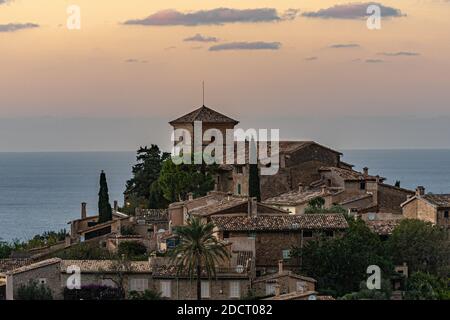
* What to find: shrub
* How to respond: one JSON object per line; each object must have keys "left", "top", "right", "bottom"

{"left": 118, "top": 241, "right": 147, "bottom": 258}
{"left": 128, "top": 289, "right": 162, "bottom": 300}
{"left": 64, "top": 285, "right": 122, "bottom": 300}
{"left": 120, "top": 226, "right": 138, "bottom": 236}
{"left": 17, "top": 280, "right": 53, "bottom": 300}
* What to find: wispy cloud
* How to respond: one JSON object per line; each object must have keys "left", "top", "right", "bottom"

{"left": 302, "top": 2, "right": 404, "bottom": 19}
{"left": 124, "top": 59, "right": 147, "bottom": 64}
{"left": 365, "top": 59, "right": 384, "bottom": 63}
{"left": 0, "top": 0, "right": 13, "bottom": 5}
{"left": 305, "top": 56, "right": 318, "bottom": 61}
{"left": 183, "top": 33, "right": 218, "bottom": 43}
{"left": 378, "top": 51, "right": 420, "bottom": 57}
{"left": 209, "top": 41, "right": 281, "bottom": 51}
{"left": 329, "top": 43, "right": 360, "bottom": 49}
{"left": 0, "top": 23, "right": 39, "bottom": 32}
{"left": 124, "top": 8, "right": 297, "bottom": 26}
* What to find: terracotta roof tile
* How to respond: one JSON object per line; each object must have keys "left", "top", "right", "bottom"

{"left": 211, "top": 214, "right": 348, "bottom": 232}
{"left": 264, "top": 188, "right": 333, "bottom": 206}
{"left": 6, "top": 258, "right": 61, "bottom": 275}
{"left": 0, "top": 259, "right": 32, "bottom": 274}
{"left": 423, "top": 194, "right": 450, "bottom": 208}
{"left": 319, "top": 166, "right": 383, "bottom": 182}
{"left": 60, "top": 260, "right": 151, "bottom": 273}
{"left": 169, "top": 106, "right": 239, "bottom": 124}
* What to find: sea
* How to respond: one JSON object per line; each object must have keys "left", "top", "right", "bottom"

{"left": 0, "top": 150, "right": 450, "bottom": 242}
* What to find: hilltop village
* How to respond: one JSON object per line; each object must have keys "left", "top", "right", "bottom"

{"left": 1, "top": 106, "right": 449, "bottom": 300}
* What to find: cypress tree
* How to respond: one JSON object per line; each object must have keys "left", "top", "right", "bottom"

{"left": 98, "top": 170, "right": 112, "bottom": 223}
{"left": 248, "top": 139, "right": 261, "bottom": 202}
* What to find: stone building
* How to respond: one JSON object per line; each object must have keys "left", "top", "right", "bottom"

{"left": 69, "top": 202, "right": 133, "bottom": 243}
{"left": 263, "top": 185, "right": 340, "bottom": 214}
{"left": 401, "top": 186, "right": 450, "bottom": 229}
{"left": 5, "top": 258, "right": 63, "bottom": 300}
{"left": 168, "top": 191, "right": 288, "bottom": 227}
{"left": 252, "top": 260, "right": 316, "bottom": 297}
{"left": 211, "top": 213, "right": 349, "bottom": 274}
{"left": 169, "top": 106, "right": 413, "bottom": 214}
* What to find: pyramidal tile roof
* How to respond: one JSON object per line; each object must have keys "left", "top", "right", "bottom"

{"left": 169, "top": 105, "right": 239, "bottom": 125}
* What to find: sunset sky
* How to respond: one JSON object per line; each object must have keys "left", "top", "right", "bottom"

{"left": 1, "top": 1, "right": 450, "bottom": 151}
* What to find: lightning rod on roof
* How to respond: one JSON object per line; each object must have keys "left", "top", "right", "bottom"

{"left": 202, "top": 81, "right": 205, "bottom": 106}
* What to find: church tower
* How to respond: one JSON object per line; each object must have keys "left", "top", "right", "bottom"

{"left": 169, "top": 105, "right": 239, "bottom": 149}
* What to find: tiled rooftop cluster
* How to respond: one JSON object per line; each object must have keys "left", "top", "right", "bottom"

{"left": 211, "top": 214, "right": 348, "bottom": 232}
{"left": 422, "top": 194, "right": 450, "bottom": 208}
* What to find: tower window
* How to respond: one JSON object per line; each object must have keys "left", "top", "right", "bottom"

{"left": 360, "top": 181, "right": 366, "bottom": 190}
{"left": 237, "top": 184, "right": 241, "bottom": 195}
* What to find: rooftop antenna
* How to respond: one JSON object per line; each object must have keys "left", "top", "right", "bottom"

{"left": 202, "top": 81, "right": 205, "bottom": 106}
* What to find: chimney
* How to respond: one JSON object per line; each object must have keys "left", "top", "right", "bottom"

{"left": 81, "top": 202, "right": 87, "bottom": 219}
{"left": 188, "top": 192, "right": 194, "bottom": 201}
{"left": 363, "top": 167, "right": 369, "bottom": 176}
{"left": 113, "top": 200, "right": 118, "bottom": 212}
{"left": 248, "top": 197, "right": 258, "bottom": 217}
{"left": 321, "top": 185, "right": 328, "bottom": 194}
{"left": 278, "top": 260, "right": 283, "bottom": 274}
{"left": 416, "top": 186, "right": 425, "bottom": 197}
{"left": 298, "top": 183, "right": 304, "bottom": 193}
{"left": 168, "top": 220, "right": 172, "bottom": 234}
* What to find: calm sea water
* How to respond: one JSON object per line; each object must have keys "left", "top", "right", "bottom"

{"left": 0, "top": 150, "right": 449, "bottom": 242}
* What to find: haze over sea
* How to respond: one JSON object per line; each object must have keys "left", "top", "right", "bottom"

{"left": 1, "top": 150, "right": 450, "bottom": 242}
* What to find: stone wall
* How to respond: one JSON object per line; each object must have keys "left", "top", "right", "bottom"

{"left": 228, "top": 232, "right": 302, "bottom": 272}
{"left": 403, "top": 199, "right": 437, "bottom": 224}
{"left": 7, "top": 261, "right": 62, "bottom": 300}
{"left": 151, "top": 278, "right": 251, "bottom": 300}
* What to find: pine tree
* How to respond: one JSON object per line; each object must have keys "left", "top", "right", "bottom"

{"left": 98, "top": 170, "right": 112, "bottom": 223}
{"left": 248, "top": 139, "right": 261, "bottom": 201}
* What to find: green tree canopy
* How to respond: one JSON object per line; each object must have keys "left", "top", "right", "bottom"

{"left": 404, "top": 272, "right": 449, "bottom": 300}
{"left": 124, "top": 145, "right": 170, "bottom": 210}
{"left": 293, "top": 219, "right": 393, "bottom": 297}
{"left": 98, "top": 170, "right": 113, "bottom": 224}
{"left": 158, "top": 156, "right": 216, "bottom": 203}
{"left": 386, "top": 219, "right": 450, "bottom": 275}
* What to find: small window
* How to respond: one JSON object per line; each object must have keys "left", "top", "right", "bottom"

{"left": 265, "top": 283, "right": 276, "bottom": 296}
{"left": 296, "top": 281, "right": 307, "bottom": 293}
{"left": 236, "top": 166, "right": 243, "bottom": 174}
{"left": 248, "top": 232, "right": 256, "bottom": 239}
{"left": 38, "top": 278, "right": 47, "bottom": 285}
{"left": 445, "top": 211, "right": 449, "bottom": 218}
{"left": 303, "top": 231, "right": 313, "bottom": 238}
{"left": 129, "top": 278, "right": 148, "bottom": 292}
{"left": 201, "top": 281, "right": 211, "bottom": 298}
{"left": 237, "top": 184, "right": 242, "bottom": 195}
{"left": 160, "top": 281, "right": 171, "bottom": 298}
{"left": 223, "top": 231, "right": 230, "bottom": 238}
{"left": 229, "top": 281, "right": 241, "bottom": 298}
{"left": 360, "top": 181, "right": 366, "bottom": 190}
{"left": 282, "top": 249, "right": 291, "bottom": 260}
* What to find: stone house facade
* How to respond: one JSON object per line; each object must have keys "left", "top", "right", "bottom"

{"left": 5, "top": 258, "right": 63, "bottom": 300}
{"left": 211, "top": 213, "right": 349, "bottom": 274}
{"left": 401, "top": 187, "right": 450, "bottom": 228}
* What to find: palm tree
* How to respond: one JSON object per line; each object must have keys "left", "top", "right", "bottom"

{"left": 169, "top": 217, "right": 230, "bottom": 300}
